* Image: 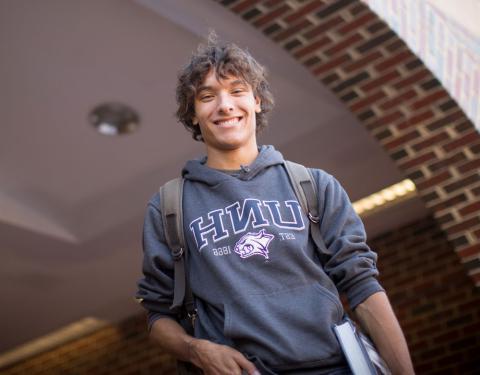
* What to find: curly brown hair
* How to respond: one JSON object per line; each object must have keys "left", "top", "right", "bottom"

{"left": 175, "top": 33, "right": 274, "bottom": 142}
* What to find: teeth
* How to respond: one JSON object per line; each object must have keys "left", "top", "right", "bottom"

{"left": 217, "top": 118, "right": 239, "bottom": 125}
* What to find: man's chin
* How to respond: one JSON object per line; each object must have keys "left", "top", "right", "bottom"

{"left": 207, "top": 138, "right": 254, "bottom": 152}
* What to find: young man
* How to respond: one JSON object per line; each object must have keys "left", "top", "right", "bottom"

{"left": 136, "top": 37, "right": 415, "bottom": 375}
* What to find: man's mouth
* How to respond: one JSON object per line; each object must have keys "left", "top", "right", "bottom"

{"left": 214, "top": 117, "right": 242, "bottom": 126}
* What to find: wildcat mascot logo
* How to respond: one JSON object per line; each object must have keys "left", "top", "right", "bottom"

{"left": 234, "top": 229, "right": 274, "bottom": 260}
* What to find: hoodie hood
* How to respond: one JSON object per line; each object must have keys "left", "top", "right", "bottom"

{"left": 182, "top": 145, "right": 284, "bottom": 185}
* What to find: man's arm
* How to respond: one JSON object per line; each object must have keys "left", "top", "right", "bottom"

{"left": 149, "top": 317, "right": 259, "bottom": 375}
{"left": 354, "top": 291, "right": 415, "bottom": 375}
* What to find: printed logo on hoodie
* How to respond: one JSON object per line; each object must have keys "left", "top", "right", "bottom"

{"left": 234, "top": 229, "right": 274, "bottom": 259}
{"left": 189, "top": 198, "right": 305, "bottom": 251}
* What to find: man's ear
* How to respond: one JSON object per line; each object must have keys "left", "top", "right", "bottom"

{"left": 192, "top": 116, "right": 198, "bottom": 125}
{"left": 255, "top": 96, "right": 261, "bottom": 113}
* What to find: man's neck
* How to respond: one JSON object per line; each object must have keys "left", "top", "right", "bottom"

{"left": 205, "top": 144, "right": 259, "bottom": 170}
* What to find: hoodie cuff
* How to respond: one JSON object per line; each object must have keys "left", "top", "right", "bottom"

{"left": 347, "top": 277, "right": 385, "bottom": 310}
{"left": 147, "top": 311, "right": 177, "bottom": 332}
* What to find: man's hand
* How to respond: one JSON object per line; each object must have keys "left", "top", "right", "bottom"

{"left": 189, "top": 338, "right": 259, "bottom": 375}
{"left": 149, "top": 318, "right": 259, "bottom": 375}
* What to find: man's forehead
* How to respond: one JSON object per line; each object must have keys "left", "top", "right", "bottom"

{"left": 198, "top": 71, "right": 249, "bottom": 89}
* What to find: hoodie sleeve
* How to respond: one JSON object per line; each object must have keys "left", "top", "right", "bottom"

{"left": 135, "top": 194, "right": 178, "bottom": 329}
{"left": 313, "top": 170, "right": 384, "bottom": 310}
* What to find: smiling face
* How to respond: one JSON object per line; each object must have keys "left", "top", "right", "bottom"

{"left": 192, "top": 70, "right": 261, "bottom": 155}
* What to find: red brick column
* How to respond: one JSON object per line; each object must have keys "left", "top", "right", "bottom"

{"left": 216, "top": 0, "right": 480, "bottom": 286}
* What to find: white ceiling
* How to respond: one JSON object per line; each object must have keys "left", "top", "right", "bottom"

{"left": 0, "top": 0, "right": 427, "bottom": 353}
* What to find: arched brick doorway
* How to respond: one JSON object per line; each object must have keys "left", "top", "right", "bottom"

{"left": 216, "top": 0, "right": 480, "bottom": 287}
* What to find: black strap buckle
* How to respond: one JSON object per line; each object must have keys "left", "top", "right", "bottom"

{"left": 172, "top": 247, "right": 184, "bottom": 260}
{"left": 308, "top": 212, "right": 320, "bottom": 224}
{"left": 188, "top": 309, "right": 198, "bottom": 326}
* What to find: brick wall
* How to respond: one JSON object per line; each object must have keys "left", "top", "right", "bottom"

{"left": 371, "top": 216, "right": 480, "bottom": 374}
{"left": 1, "top": 317, "right": 176, "bottom": 375}
{"left": 213, "top": 0, "right": 480, "bottom": 286}
{"left": 360, "top": 0, "right": 480, "bottom": 130}
{"left": 3, "top": 216, "right": 479, "bottom": 374}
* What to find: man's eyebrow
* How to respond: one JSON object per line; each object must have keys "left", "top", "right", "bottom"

{"left": 196, "top": 79, "right": 248, "bottom": 95}
{"left": 230, "top": 79, "right": 248, "bottom": 87}
{"left": 196, "top": 85, "right": 212, "bottom": 94}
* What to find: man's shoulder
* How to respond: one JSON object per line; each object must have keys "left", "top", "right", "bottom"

{"left": 306, "top": 166, "right": 332, "bottom": 179}
{"left": 286, "top": 162, "right": 334, "bottom": 189}
{"left": 147, "top": 175, "right": 185, "bottom": 211}
{"left": 147, "top": 190, "right": 161, "bottom": 210}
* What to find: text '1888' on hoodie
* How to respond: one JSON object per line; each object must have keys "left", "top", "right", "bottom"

{"left": 136, "top": 145, "right": 384, "bottom": 370}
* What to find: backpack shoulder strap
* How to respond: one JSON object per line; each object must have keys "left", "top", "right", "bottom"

{"left": 160, "top": 177, "right": 185, "bottom": 259}
{"left": 284, "top": 161, "right": 330, "bottom": 262}
{"left": 159, "top": 177, "right": 194, "bottom": 315}
{"left": 284, "top": 161, "right": 317, "bottom": 221}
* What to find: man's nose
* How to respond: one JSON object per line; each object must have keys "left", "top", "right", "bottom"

{"left": 217, "top": 93, "right": 234, "bottom": 113}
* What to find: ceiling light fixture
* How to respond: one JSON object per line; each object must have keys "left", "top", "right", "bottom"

{"left": 353, "top": 179, "right": 417, "bottom": 217}
{"left": 88, "top": 102, "right": 140, "bottom": 136}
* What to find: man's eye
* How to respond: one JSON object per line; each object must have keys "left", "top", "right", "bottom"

{"left": 200, "top": 95, "right": 214, "bottom": 101}
{"left": 232, "top": 89, "right": 244, "bottom": 94}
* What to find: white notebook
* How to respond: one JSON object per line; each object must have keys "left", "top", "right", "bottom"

{"left": 333, "top": 320, "right": 377, "bottom": 375}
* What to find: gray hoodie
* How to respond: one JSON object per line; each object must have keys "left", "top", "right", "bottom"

{"left": 137, "top": 145, "right": 383, "bottom": 371}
